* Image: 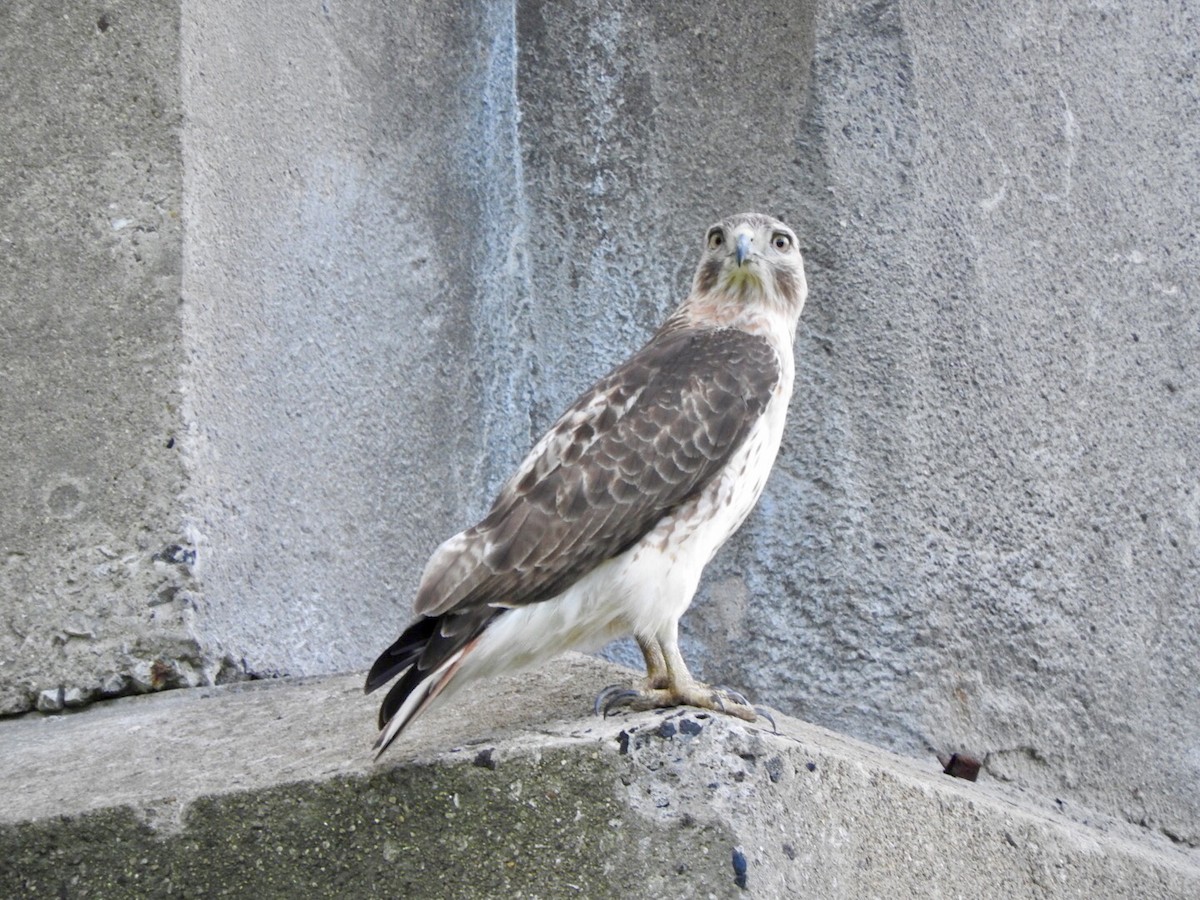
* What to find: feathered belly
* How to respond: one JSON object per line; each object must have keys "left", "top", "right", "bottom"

{"left": 623, "top": 385, "right": 790, "bottom": 631}
{"left": 431, "top": 472, "right": 775, "bottom": 684}
{"left": 458, "top": 382, "right": 792, "bottom": 685}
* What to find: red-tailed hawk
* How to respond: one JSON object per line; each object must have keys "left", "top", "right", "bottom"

{"left": 366, "top": 213, "right": 808, "bottom": 754}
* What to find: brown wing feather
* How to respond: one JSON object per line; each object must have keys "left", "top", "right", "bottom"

{"left": 414, "top": 326, "right": 781, "bottom": 618}
{"left": 365, "top": 325, "right": 782, "bottom": 742}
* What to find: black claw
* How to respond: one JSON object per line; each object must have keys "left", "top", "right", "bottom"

{"left": 754, "top": 706, "right": 778, "bottom": 734}
{"left": 593, "top": 684, "right": 628, "bottom": 716}
{"left": 715, "top": 685, "right": 751, "bottom": 707}
{"left": 602, "top": 689, "right": 644, "bottom": 717}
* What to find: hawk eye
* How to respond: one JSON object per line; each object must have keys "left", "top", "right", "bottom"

{"left": 772, "top": 233, "right": 792, "bottom": 251}
{"left": 707, "top": 229, "right": 724, "bottom": 250}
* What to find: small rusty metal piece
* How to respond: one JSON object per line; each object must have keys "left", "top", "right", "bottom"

{"left": 149, "top": 659, "right": 175, "bottom": 689}
{"left": 937, "top": 752, "right": 981, "bottom": 781}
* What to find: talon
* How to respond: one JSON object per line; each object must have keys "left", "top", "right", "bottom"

{"left": 602, "top": 689, "right": 644, "bottom": 717}
{"left": 715, "top": 685, "right": 751, "bottom": 707}
{"left": 593, "top": 684, "right": 629, "bottom": 716}
{"left": 754, "top": 706, "right": 778, "bottom": 733}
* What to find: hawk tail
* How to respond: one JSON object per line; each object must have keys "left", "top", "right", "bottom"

{"left": 364, "top": 615, "right": 439, "bottom": 695}
{"left": 364, "top": 612, "right": 490, "bottom": 756}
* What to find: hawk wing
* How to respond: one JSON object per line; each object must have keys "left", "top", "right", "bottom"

{"left": 420, "top": 325, "right": 780, "bottom": 615}
{"left": 365, "top": 326, "right": 780, "bottom": 705}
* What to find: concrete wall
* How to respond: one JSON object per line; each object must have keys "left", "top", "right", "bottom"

{"left": 766, "top": 0, "right": 1200, "bottom": 848}
{"left": 2, "top": 0, "right": 1197, "bottom": 856}
{"left": 180, "top": 3, "right": 523, "bottom": 677}
{"left": 0, "top": 3, "right": 231, "bottom": 716}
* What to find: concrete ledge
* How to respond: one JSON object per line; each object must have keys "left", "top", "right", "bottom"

{"left": 2, "top": 654, "right": 1197, "bottom": 898}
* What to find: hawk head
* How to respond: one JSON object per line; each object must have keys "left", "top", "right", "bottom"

{"left": 691, "top": 213, "right": 807, "bottom": 319}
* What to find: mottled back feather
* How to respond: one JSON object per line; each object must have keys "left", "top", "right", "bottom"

{"left": 365, "top": 326, "right": 780, "bottom": 727}
{"left": 416, "top": 326, "right": 780, "bottom": 618}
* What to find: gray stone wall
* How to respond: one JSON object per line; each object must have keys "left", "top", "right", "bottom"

{"left": 1, "top": 0, "right": 1196, "bottom": 851}
{"left": 179, "top": 3, "right": 518, "bottom": 678}
{"left": 0, "top": 3, "right": 225, "bottom": 715}
{"left": 764, "top": 0, "right": 1200, "bottom": 846}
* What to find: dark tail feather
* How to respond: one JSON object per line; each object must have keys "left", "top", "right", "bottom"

{"left": 364, "top": 615, "right": 439, "bottom": 696}
{"left": 377, "top": 653, "right": 434, "bottom": 728}
{"left": 366, "top": 607, "right": 501, "bottom": 752}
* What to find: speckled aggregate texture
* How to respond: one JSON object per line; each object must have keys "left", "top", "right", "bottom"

{"left": 1, "top": 0, "right": 1197, "bottom": 867}
{"left": 1, "top": 657, "right": 1196, "bottom": 898}
{"left": 729, "top": 0, "right": 1200, "bottom": 851}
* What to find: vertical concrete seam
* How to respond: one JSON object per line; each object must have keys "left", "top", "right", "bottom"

{"left": 469, "top": 0, "right": 538, "bottom": 503}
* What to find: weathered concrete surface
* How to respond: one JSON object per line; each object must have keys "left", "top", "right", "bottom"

{"left": 0, "top": 3, "right": 235, "bottom": 716}
{"left": 735, "top": 0, "right": 1200, "bottom": 851}
{"left": 1, "top": 656, "right": 1196, "bottom": 898}
{"left": 3, "top": 0, "right": 1198, "bottom": 868}
{"left": 179, "top": 1, "right": 541, "bottom": 680}
{"left": 501, "top": 0, "right": 1200, "bottom": 850}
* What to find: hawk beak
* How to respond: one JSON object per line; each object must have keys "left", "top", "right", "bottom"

{"left": 735, "top": 233, "right": 752, "bottom": 267}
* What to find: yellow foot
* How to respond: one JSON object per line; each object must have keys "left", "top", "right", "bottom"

{"left": 594, "top": 681, "right": 774, "bottom": 730}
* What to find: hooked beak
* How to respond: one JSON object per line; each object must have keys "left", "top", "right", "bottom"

{"left": 735, "top": 232, "right": 752, "bottom": 266}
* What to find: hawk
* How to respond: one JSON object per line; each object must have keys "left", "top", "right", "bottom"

{"left": 366, "top": 213, "right": 808, "bottom": 754}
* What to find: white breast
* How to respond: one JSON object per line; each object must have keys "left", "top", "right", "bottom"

{"left": 451, "top": 336, "right": 796, "bottom": 687}
{"left": 617, "top": 340, "right": 795, "bottom": 634}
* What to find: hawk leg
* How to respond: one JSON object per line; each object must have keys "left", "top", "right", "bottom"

{"left": 595, "top": 628, "right": 768, "bottom": 726}
{"left": 593, "top": 635, "right": 670, "bottom": 715}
